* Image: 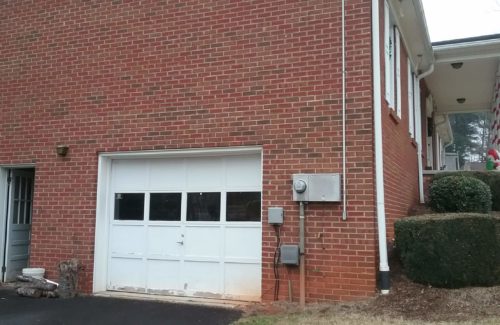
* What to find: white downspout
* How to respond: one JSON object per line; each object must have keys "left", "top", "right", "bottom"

{"left": 372, "top": 0, "right": 390, "bottom": 294}
{"left": 416, "top": 64, "right": 434, "bottom": 203}
{"left": 342, "top": 0, "right": 347, "bottom": 221}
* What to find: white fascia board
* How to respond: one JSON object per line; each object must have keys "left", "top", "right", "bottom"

{"left": 434, "top": 39, "right": 500, "bottom": 63}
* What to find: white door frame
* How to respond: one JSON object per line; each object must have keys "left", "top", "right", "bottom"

{"left": 93, "top": 147, "right": 263, "bottom": 293}
{"left": 0, "top": 168, "right": 8, "bottom": 279}
{"left": 0, "top": 165, "right": 35, "bottom": 282}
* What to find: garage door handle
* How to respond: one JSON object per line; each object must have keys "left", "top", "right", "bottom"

{"left": 176, "top": 240, "right": 184, "bottom": 245}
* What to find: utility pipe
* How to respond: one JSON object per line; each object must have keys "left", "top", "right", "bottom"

{"left": 341, "top": 0, "right": 347, "bottom": 221}
{"left": 371, "top": 0, "right": 390, "bottom": 294}
{"left": 416, "top": 64, "right": 434, "bottom": 203}
{"left": 299, "top": 201, "right": 305, "bottom": 308}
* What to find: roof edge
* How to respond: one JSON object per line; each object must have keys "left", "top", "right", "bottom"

{"left": 432, "top": 34, "right": 500, "bottom": 47}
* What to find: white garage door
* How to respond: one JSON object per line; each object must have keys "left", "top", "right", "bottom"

{"left": 107, "top": 154, "right": 262, "bottom": 301}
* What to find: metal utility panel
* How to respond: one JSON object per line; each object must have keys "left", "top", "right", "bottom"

{"left": 268, "top": 207, "right": 284, "bottom": 225}
{"left": 292, "top": 173, "right": 341, "bottom": 202}
{"left": 280, "top": 245, "right": 300, "bottom": 265}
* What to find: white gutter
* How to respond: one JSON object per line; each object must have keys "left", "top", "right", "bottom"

{"left": 418, "top": 64, "right": 434, "bottom": 80}
{"left": 342, "top": 0, "right": 347, "bottom": 221}
{"left": 372, "top": 0, "right": 390, "bottom": 294}
{"left": 416, "top": 64, "right": 434, "bottom": 203}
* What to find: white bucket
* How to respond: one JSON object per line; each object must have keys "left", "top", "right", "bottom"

{"left": 22, "top": 268, "right": 45, "bottom": 279}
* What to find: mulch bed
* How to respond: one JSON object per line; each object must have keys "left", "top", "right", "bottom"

{"left": 243, "top": 259, "right": 500, "bottom": 323}
{"left": 363, "top": 260, "right": 500, "bottom": 322}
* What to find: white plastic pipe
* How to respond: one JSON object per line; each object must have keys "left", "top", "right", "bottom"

{"left": 372, "top": 0, "right": 390, "bottom": 294}
{"left": 416, "top": 64, "right": 434, "bottom": 203}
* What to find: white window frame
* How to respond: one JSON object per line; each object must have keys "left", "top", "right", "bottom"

{"left": 385, "top": 2, "right": 402, "bottom": 118}
{"left": 414, "top": 74, "right": 421, "bottom": 146}
{"left": 395, "top": 27, "right": 401, "bottom": 118}
{"left": 384, "top": 1, "right": 394, "bottom": 107}
{"left": 408, "top": 58, "right": 415, "bottom": 138}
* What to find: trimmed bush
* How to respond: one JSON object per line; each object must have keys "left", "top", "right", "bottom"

{"left": 432, "top": 171, "right": 500, "bottom": 211}
{"left": 395, "top": 213, "right": 500, "bottom": 288}
{"left": 429, "top": 176, "right": 491, "bottom": 213}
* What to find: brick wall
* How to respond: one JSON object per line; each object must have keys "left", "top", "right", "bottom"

{"left": 0, "top": 0, "right": 376, "bottom": 302}
{"left": 378, "top": 0, "right": 423, "bottom": 239}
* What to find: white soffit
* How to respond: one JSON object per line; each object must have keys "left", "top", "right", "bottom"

{"left": 426, "top": 37, "right": 500, "bottom": 114}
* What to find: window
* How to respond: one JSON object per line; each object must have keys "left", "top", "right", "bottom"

{"left": 187, "top": 192, "right": 221, "bottom": 221}
{"left": 384, "top": 1, "right": 401, "bottom": 118}
{"left": 384, "top": 1, "right": 394, "bottom": 107}
{"left": 150, "top": 193, "right": 182, "bottom": 221}
{"left": 413, "top": 73, "right": 421, "bottom": 141}
{"left": 408, "top": 58, "right": 415, "bottom": 138}
{"left": 395, "top": 27, "right": 401, "bottom": 118}
{"left": 226, "top": 192, "right": 261, "bottom": 222}
{"left": 114, "top": 193, "right": 144, "bottom": 220}
{"left": 12, "top": 175, "right": 33, "bottom": 225}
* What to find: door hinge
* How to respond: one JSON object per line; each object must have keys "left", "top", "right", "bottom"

{"left": 7, "top": 177, "right": 11, "bottom": 184}
{"left": 1, "top": 266, "right": 6, "bottom": 273}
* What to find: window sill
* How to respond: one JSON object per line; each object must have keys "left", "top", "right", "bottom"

{"left": 389, "top": 109, "right": 401, "bottom": 124}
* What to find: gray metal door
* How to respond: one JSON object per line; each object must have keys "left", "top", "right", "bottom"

{"left": 3, "top": 169, "right": 34, "bottom": 282}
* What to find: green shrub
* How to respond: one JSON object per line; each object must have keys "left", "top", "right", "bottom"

{"left": 429, "top": 176, "right": 492, "bottom": 213}
{"left": 433, "top": 171, "right": 500, "bottom": 211}
{"left": 395, "top": 213, "right": 500, "bottom": 288}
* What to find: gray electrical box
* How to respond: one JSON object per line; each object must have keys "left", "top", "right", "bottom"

{"left": 268, "top": 207, "right": 284, "bottom": 225}
{"left": 280, "top": 245, "right": 300, "bottom": 265}
{"left": 292, "top": 173, "right": 341, "bottom": 202}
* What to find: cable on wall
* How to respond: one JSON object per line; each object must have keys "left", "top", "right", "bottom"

{"left": 273, "top": 225, "right": 281, "bottom": 300}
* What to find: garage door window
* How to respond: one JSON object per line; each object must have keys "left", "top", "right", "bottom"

{"left": 150, "top": 193, "right": 182, "bottom": 221}
{"left": 187, "top": 192, "right": 220, "bottom": 221}
{"left": 226, "top": 192, "right": 261, "bottom": 222}
{"left": 114, "top": 193, "right": 144, "bottom": 220}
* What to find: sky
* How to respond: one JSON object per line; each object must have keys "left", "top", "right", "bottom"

{"left": 422, "top": 0, "right": 500, "bottom": 42}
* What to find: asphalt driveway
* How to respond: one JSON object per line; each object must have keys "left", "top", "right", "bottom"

{"left": 0, "top": 288, "right": 242, "bottom": 325}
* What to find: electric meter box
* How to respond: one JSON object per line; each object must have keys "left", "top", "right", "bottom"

{"left": 292, "top": 173, "right": 341, "bottom": 202}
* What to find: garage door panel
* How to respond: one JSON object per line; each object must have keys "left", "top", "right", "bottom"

{"left": 186, "top": 158, "right": 224, "bottom": 189}
{"left": 224, "top": 227, "right": 261, "bottom": 260}
{"left": 108, "top": 258, "right": 146, "bottom": 292}
{"left": 225, "top": 155, "right": 261, "bottom": 189}
{"left": 224, "top": 263, "right": 261, "bottom": 299}
{"left": 146, "top": 260, "right": 182, "bottom": 293}
{"left": 110, "top": 225, "right": 145, "bottom": 257}
{"left": 149, "top": 159, "right": 186, "bottom": 189}
{"left": 147, "top": 226, "right": 182, "bottom": 258}
{"left": 184, "top": 226, "right": 221, "bottom": 259}
{"left": 107, "top": 152, "right": 262, "bottom": 301}
{"left": 111, "top": 160, "right": 149, "bottom": 190}
{"left": 183, "top": 261, "right": 221, "bottom": 295}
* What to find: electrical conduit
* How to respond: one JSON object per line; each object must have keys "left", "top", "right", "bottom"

{"left": 299, "top": 201, "right": 305, "bottom": 308}
{"left": 341, "top": 0, "right": 347, "bottom": 221}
